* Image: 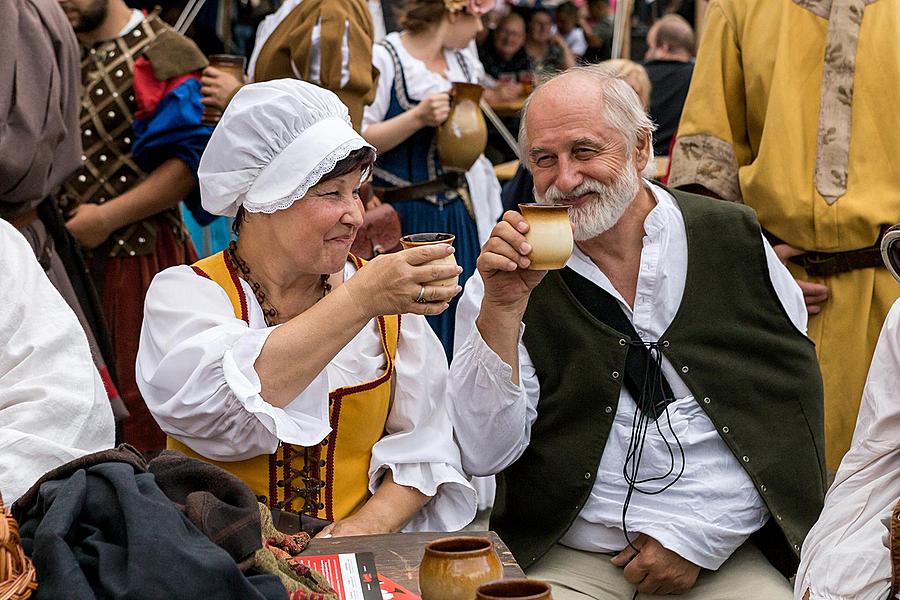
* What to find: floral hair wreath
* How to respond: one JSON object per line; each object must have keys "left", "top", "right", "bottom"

{"left": 444, "top": 0, "right": 492, "bottom": 16}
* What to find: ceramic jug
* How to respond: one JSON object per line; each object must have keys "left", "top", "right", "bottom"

{"left": 437, "top": 83, "right": 488, "bottom": 172}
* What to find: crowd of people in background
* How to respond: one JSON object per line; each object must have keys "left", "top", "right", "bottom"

{"left": 2, "top": 0, "right": 899, "bottom": 599}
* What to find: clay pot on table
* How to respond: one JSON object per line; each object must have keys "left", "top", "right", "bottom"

{"left": 418, "top": 536, "right": 503, "bottom": 600}
{"left": 476, "top": 579, "right": 552, "bottom": 600}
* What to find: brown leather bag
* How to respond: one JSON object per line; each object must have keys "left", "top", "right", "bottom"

{"left": 352, "top": 183, "right": 403, "bottom": 260}
{"left": 351, "top": 203, "right": 402, "bottom": 260}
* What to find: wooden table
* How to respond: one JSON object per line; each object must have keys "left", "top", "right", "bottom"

{"left": 303, "top": 531, "right": 525, "bottom": 595}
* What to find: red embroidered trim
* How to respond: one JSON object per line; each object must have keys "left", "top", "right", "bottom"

{"left": 223, "top": 250, "right": 250, "bottom": 323}
{"left": 191, "top": 265, "right": 211, "bottom": 279}
{"left": 269, "top": 452, "right": 277, "bottom": 508}
{"left": 283, "top": 444, "right": 292, "bottom": 512}
{"left": 324, "top": 392, "right": 341, "bottom": 521}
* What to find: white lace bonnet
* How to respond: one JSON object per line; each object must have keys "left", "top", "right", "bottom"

{"left": 198, "top": 79, "right": 374, "bottom": 217}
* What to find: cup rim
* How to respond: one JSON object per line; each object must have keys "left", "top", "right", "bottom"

{"left": 476, "top": 578, "right": 551, "bottom": 600}
{"left": 518, "top": 202, "right": 570, "bottom": 210}
{"left": 400, "top": 232, "right": 456, "bottom": 245}
{"left": 424, "top": 535, "right": 494, "bottom": 557}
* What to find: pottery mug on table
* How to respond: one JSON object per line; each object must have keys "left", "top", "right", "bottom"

{"left": 476, "top": 579, "right": 553, "bottom": 600}
{"left": 418, "top": 536, "right": 504, "bottom": 600}
{"left": 517, "top": 203, "right": 574, "bottom": 270}
{"left": 400, "top": 233, "right": 459, "bottom": 287}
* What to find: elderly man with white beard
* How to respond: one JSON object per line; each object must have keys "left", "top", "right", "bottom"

{"left": 447, "top": 66, "right": 827, "bottom": 599}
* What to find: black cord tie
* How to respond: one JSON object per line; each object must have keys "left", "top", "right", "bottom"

{"left": 620, "top": 339, "right": 686, "bottom": 554}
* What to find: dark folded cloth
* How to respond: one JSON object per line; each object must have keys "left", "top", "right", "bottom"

{"left": 13, "top": 445, "right": 286, "bottom": 600}
{"left": 148, "top": 450, "right": 262, "bottom": 568}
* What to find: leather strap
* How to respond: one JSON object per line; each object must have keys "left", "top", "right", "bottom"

{"left": 762, "top": 227, "right": 889, "bottom": 277}
{"left": 373, "top": 171, "right": 466, "bottom": 203}
{"left": 793, "top": 246, "right": 884, "bottom": 277}
{"left": 559, "top": 267, "right": 675, "bottom": 419}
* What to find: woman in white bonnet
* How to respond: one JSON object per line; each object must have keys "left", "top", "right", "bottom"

{"left": 136, "top": 79, "right": 477, "bottom": 535}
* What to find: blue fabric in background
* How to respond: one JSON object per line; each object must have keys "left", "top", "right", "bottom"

{"left": 133, "top": 78, "right": 219, "bottom": 226}
{"left": 181, "top": 205, "right": 233, "bottom": 258}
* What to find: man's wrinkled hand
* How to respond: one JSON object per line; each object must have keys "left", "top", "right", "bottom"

{"left": 65, "top": 203, "right": 114, "bottom": 249}
{"left": 610, "top": 534, "right": 701, "bottom": 595}
{"left": 772, "top": 243, "right": 829, "bottom": 315}
{"left": 477, "top": 210, "right": 547, "bottom": 309}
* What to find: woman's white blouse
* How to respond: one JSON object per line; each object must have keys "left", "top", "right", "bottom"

{"left": 794, "top": 299, "right": 900, "bottom": 600}
{"left": 137, "top": 260, "right": 476, "bottom": 532}
{"left": 362, "top": 31, "right": 502, "bottom": 244}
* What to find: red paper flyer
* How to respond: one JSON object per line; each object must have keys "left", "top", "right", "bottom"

{"left": 293, "top": 552, "right": 382, "bottom": 600}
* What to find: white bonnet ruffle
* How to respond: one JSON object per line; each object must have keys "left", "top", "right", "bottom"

{"left": 198, "top": 79, "right": 374, "bottom": 217}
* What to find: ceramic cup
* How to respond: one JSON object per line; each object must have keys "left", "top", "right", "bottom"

{"left": 476, "top": 579, "right": 553, "bottom": 600}
{"left": 517, "top": 203, "right": 574, "bottom": 270}
{"left": 400, "top": 233, "right": 459, "bottom": 287}
{"left": 419, "top": 536, "right": 504, "bottom": 600}
{"left": 202, "top": 54, "right": 246, "bottom": 125}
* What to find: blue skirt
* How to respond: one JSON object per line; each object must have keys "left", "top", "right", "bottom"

{"left": 393, "top": 196, "right": 480, "bottom": 360}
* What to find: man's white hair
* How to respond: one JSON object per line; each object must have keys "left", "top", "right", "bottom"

{"left": 517, "top": 65, "right": 657, "bottom": 171}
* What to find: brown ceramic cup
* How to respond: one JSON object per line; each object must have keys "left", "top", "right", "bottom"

{"left": 400, "top": 233, "right": 459, "bottom": 287}
{"left": 517, "top": 203, "right": 574, "bottom": 270}
{"left": 419, "top": 536, "right": 504, "bottom": 600}
{"left": 202, "top": 54, "right": 247, "bottom": 125}
{"left": 476, "top": 579, "right": 552, "bottom": 600}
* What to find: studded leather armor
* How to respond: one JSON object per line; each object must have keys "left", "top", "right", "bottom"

{"left": 57, "top": 13, "right": 184, "bottom": 258}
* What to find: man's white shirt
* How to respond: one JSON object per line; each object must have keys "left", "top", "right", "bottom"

{"left": 448, "top": 182, "right": 808, "bottom": 569}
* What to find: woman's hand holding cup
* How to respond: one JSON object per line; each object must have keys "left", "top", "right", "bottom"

{"left": 344, "top": 244, "right": 463, "bottom": 318}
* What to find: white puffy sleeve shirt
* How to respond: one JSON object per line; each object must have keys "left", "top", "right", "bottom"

{"left": 795, "top": 299, "right": 900, "bottom": 600}
{"left": 137, "top": 260, "right": 476, "bottom": 532}
{"left": 362, "top": 31, "right": 502, "bottom": 244}
{"left": 0, "top": 220, "right": 114, "bottom": 502}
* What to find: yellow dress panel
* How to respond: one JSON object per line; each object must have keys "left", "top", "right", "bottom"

{"left": 670, "top": 0, "right": 900, "bottom": 468}
{"left": 168, "top": 251, "right": 399, "bottom": 520}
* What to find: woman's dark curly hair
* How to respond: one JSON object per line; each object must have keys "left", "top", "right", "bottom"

{"left": 232, "top": 145, "right": 376, "bottom": 234}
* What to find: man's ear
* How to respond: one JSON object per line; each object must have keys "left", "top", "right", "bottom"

{"left": 633, "top": 129, "right": 651, "bottom": 173}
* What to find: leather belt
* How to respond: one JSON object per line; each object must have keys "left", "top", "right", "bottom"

{"left": 792, "top": 247, "right": 884, "bottom": 277}
{"left": 764, "top": 227, "right": 889, "bottom": 277}
{"left": 373, "top": 172, "right": 467, "bottom": 204}
{"left": 2, "top": 206, "right": 40, "bottom": 230}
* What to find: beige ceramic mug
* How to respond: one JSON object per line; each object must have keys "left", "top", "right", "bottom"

{"left": 400, "top": 233, "right": 459, "bottom": 287}
{"left": 518, "top": 203, "right": 574, "bottom": 270}
{"left": 419, "top": 536, "right": 504, "bottom": 600}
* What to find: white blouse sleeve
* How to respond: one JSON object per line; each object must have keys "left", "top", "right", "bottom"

{"left": 794, "top": 300, "right": 900, "bottom": 600}
{"left": 448, "top": 273, "right": 541, "bottom": 477}
{"left": 136, "top": 266, "right": 331, "bottom": 461}
{"left": 0, "top": 222, "right": 114, "bottom": 502}
{"left": 367, "top": 313, "right": 477, "bottom": 532}
{"left": 362, "top": 43, "right": 393, "bottom": 132}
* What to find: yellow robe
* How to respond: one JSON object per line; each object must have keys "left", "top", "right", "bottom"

{"left": 169, "top": 251, "right": 399, "bottom": 520}
{"left": 669, "top": 0, "right": 900, "bottom": 468}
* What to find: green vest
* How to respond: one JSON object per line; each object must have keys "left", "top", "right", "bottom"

{"left": 492, "top": 190, "right": 825, "bottom": 577}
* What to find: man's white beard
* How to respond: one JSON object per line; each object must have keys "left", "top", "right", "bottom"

{"left": 540, "top": 158, "right": 641, "bottom": 241}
